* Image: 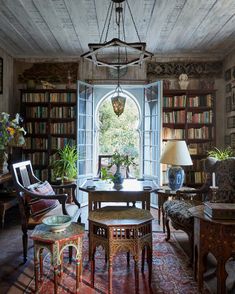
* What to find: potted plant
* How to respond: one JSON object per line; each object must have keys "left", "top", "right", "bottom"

{"left": 51, "top": 145, "right": 78, "bottom": 183}
{"left": 207, "top": 146, "right": 234, "bottom": 160}
{"left": 101, "top": 151, "right": 136, "bottom": 186}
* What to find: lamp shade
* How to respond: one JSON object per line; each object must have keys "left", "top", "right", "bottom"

{"left": 160, "top": 140, "right": 192, "bottom": 166}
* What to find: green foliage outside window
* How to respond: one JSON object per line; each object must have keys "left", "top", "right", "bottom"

{"left": 98, "top": 97, "right": 140, "bottom": 175}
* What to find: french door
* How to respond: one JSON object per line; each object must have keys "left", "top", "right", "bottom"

{"left": 142, "top": 81, "right": 162, "bottom": 206}
{"left": 77, "top": 81, "right": 94, "bottom": 205}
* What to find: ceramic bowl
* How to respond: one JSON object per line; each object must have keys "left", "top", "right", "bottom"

{"left": 42, "top": 215, "right": 72, "bottom": 233}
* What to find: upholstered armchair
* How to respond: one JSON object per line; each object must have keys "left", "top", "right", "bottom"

{"left": 163, "top": 157, "right": 235, "bottom": 260}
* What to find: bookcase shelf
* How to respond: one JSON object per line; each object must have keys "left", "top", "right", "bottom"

{"left": 162, "top": 89, "right": 216, "bottom": 187}
{"left": 20, "top": 89, "right": 77, "bottom": 181}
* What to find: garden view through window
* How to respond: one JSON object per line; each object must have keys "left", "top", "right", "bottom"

{"left": 98, "top": 95, "right": 140, "bottom": 177}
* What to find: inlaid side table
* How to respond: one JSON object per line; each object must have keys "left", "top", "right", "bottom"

{"left": 31, "top": 223, "right": 84, "bottom": 294}
{"left": 189, "top": 205, "right": 235, "bottom": 294}
{"left": 88, "top": 206, "right": 153, "bottom": 294}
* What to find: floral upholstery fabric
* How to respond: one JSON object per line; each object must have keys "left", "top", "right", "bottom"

{"left": 163, "top": 200, "right": 200, "bottom": 229}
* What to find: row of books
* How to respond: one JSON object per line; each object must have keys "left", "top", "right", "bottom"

{"left": 188, "top": 126, "right": 212, "bottom": 139}
{"left": 22, "top": 92, "right": 76, "bottom": 103}
{"left": 24, "top": 106, "right": 48, "bottom": 118}
{"left": 185, "top": 171, "right": 206, "bottom": 184}
{"left": 34, "top": 169, "right": 49, "bottom": 181}
{"left": 24, "top": 152, "right": 47, "bottom": 165}
{"left": 50, "top": 93, "right": 76, "bottom": 103}
{"left": 188, "top": 142, "right": 213, "bottom": 155}
{"left": 163, "top": 95, "right": 187, "bottom": 107}
{"left": 50, "top": 122, "right": 76, "bottom": 134}
{"left": 24, "top": 137, "right": 48, "bottom": 149}
{"left": 26, "top": 122, "right": 47, "bottom": 134}
{"left": 162, "top": 128, "right": 185, "bottom": 139}
{"left": 163, "top": 94, "right": 213, "bottom": 108}
{"left": 163, "top": 110, "right": 185, "bottom": 123}
{"left": 187, "top": 111, "right": 213, "bottom": 124}
{"left": 22, "top": 93, "right": 46, "bottom": 102}
{"left": 51, "top": 138, "right": 76, "bottom": 149}
{"left": 186, "top": 159, "right": 204, "bottom": 171}
{"left": 188, "top": 94, "right": 213, "bottom": 107}
{"left": 50, "top": 106, "right": 76, "bottom": 118}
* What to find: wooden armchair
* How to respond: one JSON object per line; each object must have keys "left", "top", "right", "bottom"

{"left": 11, "top": 160, "right": 81, "bottom": 263}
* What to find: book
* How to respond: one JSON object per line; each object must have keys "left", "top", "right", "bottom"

{"left": 204, "top": 201, "right": 235, "bottom": 219}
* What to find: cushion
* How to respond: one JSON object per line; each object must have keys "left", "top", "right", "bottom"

{"left": 26, "top": 181, "right": 59, "bottom": 219}
{"left": 28, "top": 203, "right": 80, "bottom": 225}
{"left": 163, "top": 199, "right": 200, "bottom": 230}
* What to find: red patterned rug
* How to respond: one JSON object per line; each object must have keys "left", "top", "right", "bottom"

{"left": 18, "top": 233, "right": 200, "bottom": 294}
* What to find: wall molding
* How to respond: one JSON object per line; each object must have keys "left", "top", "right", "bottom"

{"left": 18, "top": 62, "right": 78, "bottom": 83}
{"left": 147, "top": 61, "right": 223, "bottom": 79}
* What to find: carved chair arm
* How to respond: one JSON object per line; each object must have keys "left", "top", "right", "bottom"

{"left": 51, "top": 183, "right": 80, "bottom": 208}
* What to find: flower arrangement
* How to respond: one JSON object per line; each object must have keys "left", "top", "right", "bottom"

{"left": 100, "top": 151, "right": 137, "bottom": 183}
{"left": 0, "top": 112, "right": 26, "bottom": 149}
{"left": 109, "top": 150, "right": 136, "bottom": 168}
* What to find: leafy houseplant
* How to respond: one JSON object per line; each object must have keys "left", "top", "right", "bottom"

{"left": 101, "top": 151, "right": 137, "bottom": 185}
{"left": 51, "top": 145, "right": 78, "bottom": 182}
{"left": 207, "top": 147, "right": 234, "bottom": 160}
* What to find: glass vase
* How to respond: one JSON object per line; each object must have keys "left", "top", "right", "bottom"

{"left": 0, "top": 148, "right": 8, "bottom": 174}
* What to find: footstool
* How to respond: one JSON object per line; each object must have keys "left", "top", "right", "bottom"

{"left": 31, "top": 223, "right": 84, "bottom": 294}
{"left": 88, "top": 206, "right": 153, "bottom": 294}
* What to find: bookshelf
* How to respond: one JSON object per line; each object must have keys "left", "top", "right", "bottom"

{"left": 162, "top": 89, "right": 216, "bottom": 187}
{"left": 20, "top": 89, "right": 77, "bottom": 181}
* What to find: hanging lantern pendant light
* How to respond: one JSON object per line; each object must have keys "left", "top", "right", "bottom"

{"left": 111, "top": 66, "right": 126, "bottom": 117}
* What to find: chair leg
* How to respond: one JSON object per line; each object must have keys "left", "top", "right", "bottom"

{"left": 69, "top": 246, "right": 73, "bottom": 263}
{"left": 165, "top": 216, "right": 171, "bottom": 241}
{"left": 22, "top": 230, "right": 28, "bottom": 263}
{"left": 77, "top": 214, "right": 81, "bottom": 223}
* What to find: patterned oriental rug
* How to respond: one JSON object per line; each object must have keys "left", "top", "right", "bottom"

{"left": 16, "top": 233, "right": 200, "bottom": 294}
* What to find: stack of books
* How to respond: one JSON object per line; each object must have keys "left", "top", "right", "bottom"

{"left": 204, "top": 202, "right": 235, "bottom": 220}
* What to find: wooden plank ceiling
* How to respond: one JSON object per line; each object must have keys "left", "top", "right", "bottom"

{"left": 0, "top": 0, "right": 234, "bottom": 59}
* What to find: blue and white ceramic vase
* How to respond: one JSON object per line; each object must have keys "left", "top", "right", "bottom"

{"left": 167, "top": 166, "right": 184, "bottom": 191}
{"left": 113, "top": 164, "right": 124, "bottom": 187}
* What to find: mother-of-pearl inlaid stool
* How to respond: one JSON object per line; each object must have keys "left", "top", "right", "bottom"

{"left": 89, "top": 206, "right": 153, "bottom": 294}
{"left": 31, "top": 223, "right": 84, "bottom": 294}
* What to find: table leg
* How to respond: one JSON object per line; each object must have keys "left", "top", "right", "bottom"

{"left": 134, "top": 256, "right": 139, "bottom": 293}
{"left": 141, "top": 246, "right": 145, "bottom": 272}
{"left": 34, "top": 249, "right": 39, "bottom": 293}
{"left": 91, "top": 248, "right": 96, "bottom": 288}
{"left": 76, "top": 259, "right": 80, "bottom": 293}
{"left": 108, "top": 256, "right": 113, "bottom": 294}
{"left": 147, "top": 245, "right": 152, "bottom": 286}
{"left": 217, "top": 259, "right": 227, "bottom": 294}
{"left": 39, "top": 248, "right": 43, "bottom": 280}
{"left": 54, "top": 266, "right": 59, "bottom": 294}
{"left": 162, "top": 209, "right": 165, "bottom": 233}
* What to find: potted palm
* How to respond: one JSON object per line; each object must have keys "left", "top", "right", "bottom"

{"left": 51, "top": 145, "right": 78, "bottom": 183}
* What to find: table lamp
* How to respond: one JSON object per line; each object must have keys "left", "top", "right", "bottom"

{"left": 160, "top": 140, "right": 193, "bottom": 190}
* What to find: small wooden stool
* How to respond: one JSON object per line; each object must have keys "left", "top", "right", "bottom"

{"left": 31, "top": 223, "right": 84, "bottom": 294}
{"left": 88, "top": 206, "right": 153, "bottom": 294}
